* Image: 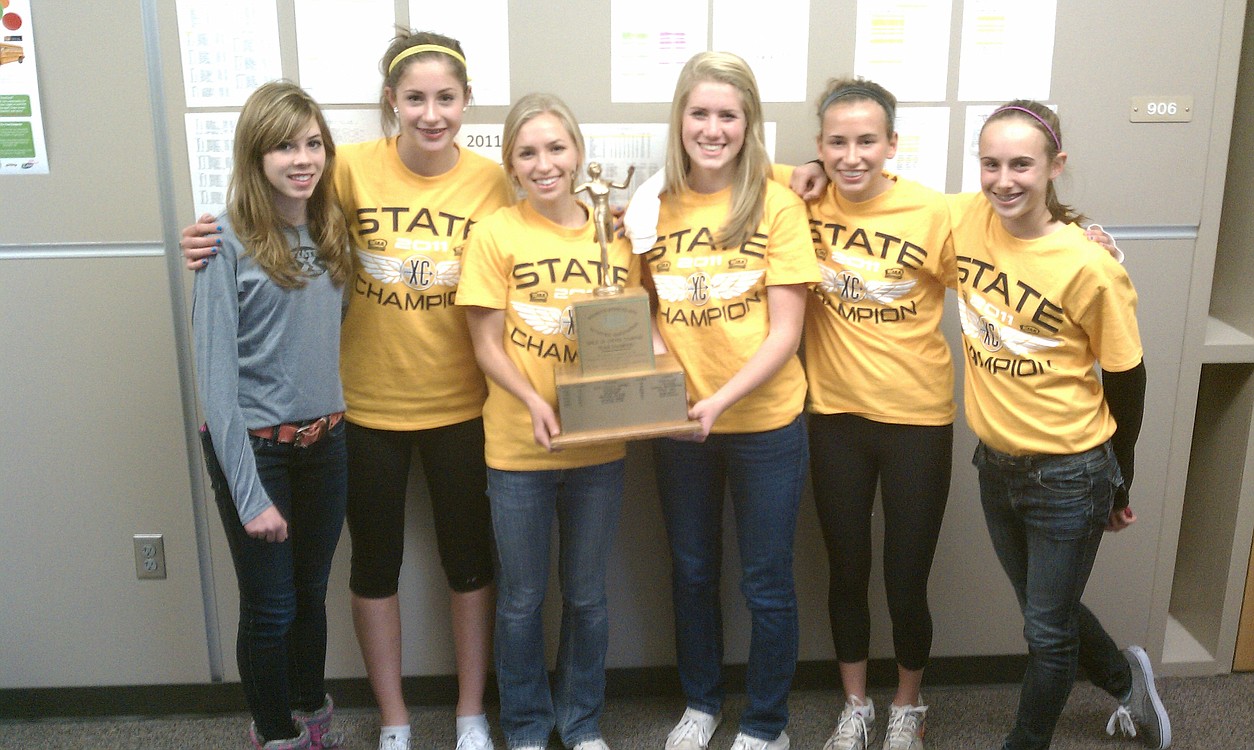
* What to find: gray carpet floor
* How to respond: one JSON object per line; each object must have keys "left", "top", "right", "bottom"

{"left": 2, "top": 673, "right": 1250, "bottom": 750}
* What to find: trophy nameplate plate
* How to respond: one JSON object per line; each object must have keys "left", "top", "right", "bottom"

{"left": 572, "top": 287, "right": 655, "bottom": 376}
{"left": 552, "top": 353, "right": 699, "bottom": 448}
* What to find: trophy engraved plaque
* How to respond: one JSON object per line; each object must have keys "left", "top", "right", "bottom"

{"left": 551, "top": 163, "right": 700, "bottom": 449}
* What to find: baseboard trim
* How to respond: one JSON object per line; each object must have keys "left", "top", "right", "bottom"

{"left": 0, "top": 655, "right": 1030, "bottom": 721}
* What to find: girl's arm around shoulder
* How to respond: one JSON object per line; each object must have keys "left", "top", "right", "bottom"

{"left": 778, "top": 160, "right": 827, "bottom": 202}
{"left": 763, "top": 182, "right": 822, "bottom": 285}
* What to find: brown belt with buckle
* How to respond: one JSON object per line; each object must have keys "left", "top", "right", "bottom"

{"left": 248, "top": 412, "right": 344, "bottom": 448}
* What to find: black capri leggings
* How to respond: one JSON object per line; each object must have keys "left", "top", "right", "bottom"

{"left": 346, "top": 418, "right": 494, "bottom": 597}
{"left": 809, "top": 412, "right": 952, "bottom": 670}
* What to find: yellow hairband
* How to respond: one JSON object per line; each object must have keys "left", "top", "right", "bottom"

{"left": 388, "top": 44, "right": 467, "bottom": 74}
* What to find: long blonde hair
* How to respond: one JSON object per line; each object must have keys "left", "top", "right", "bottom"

{"left": 226, "top": 81, "right": 351, "bottom": 289}
{"left": 664, "top": 51, "right": 770, "bottom": 250}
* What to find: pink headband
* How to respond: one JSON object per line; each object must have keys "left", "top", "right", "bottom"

{"left": 992, "top": 105, "right": 1061, "bottom": 150}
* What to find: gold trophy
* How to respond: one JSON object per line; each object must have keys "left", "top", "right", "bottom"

{"left": 550, "top": 163, "right": 699, "bottom": 448}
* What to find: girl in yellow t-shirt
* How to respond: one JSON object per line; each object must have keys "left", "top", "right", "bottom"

{"left": 951, "top": 101, "right": 1167, "bottom": 750}
{"left": 782, "top": 77, "right": 953, "bottom": 750}
{"left": 635, "top": 52, "right": 819, "bottom": 750}
{"left": 183, "top": 31, "right": 512, "bottom": 750}
{"left": 458, "top": 92, "right": 636, "bottom": 750}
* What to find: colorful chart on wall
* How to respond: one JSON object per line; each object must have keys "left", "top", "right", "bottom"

{"left": 0, "top": 0, "right": 48, "bottom": 174}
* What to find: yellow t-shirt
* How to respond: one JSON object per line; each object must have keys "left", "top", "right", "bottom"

{"left": 457, "top": 200, "right": 637, "bottom": 471}
{"left": 647, "top": 180, "right": 820, "bottom": 433}
{"left": 948, "top": 192, "right": 1143, "bottom": 455}
{"left": 335, "top": 139, "right": 514, "bottom": 431}
{"left": 800, "top": 171, "right": 956, "bottom": 425}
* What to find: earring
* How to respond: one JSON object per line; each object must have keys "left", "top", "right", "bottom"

{"left": 393, "top": 107, "right": 399, "bottom": 115}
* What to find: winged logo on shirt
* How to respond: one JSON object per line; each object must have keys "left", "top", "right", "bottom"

{"left": 356, "top": 249, "right": 461, "bottom": 291}
{"left": 957, "top": 296, "right": 1061, "bottom": 356}
{"left": 652, "top": 269, "right": 764, "bottom": 307}
{"left": 818, "top": 265, "right": 914, "bottom": 305}
{"left": 512, "top": 301, "right": 576, "bottom": 340}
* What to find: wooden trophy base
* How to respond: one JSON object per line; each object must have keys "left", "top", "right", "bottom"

{"left": 551, "top": 352, "right": 701, "bottom": 449}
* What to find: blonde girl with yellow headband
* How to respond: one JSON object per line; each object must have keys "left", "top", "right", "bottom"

{"left": 183, "top": 30, "right": 514, "bottom": 750}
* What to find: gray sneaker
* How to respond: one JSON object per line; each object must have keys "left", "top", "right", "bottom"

{"left": 1105, "top": 645, "right": 1171, "bottom": 749}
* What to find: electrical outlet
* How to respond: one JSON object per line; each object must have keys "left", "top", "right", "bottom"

{"left": 133, "top": 534, "right": 166, "bottom": 580}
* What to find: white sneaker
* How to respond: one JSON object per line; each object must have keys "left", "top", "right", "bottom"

{"left": 881, "top": 703, "right": 926, "bottom": 750}
{"left": 378, "top": 732, "right": 411, "bottom": 750}
{"left": 824, "top": 697, "right": 876, "bottom": 750}
{"left": 457, "top": 724, "right": 494, "bottom": 750}
{"left": 728, "top": 730, "right": 789, "bottom": 750}
{"left": 665, "top": 708, "right": 722, "bottom": 750}
{"left": 574, "top": 739, "right": 610, "bottom": 750}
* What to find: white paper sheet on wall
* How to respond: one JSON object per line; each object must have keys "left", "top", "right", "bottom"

{"left": 0, "top": 0, "right": 49, "bottom": 174}
{"left": 458, "top": 123, "right": 671, "bottom": 198}
{"left": 184, "top": 112, "right": 240, "bottom": 219}
{"left": 886, "top": 106, "right": 950, "bottom": 192}
{"left": 323, "top": 108, "right": 386, "bottom": 148}
{"left": 406, "top": 0, "right": 511, "bottom": 106}
{"left": 176, "top": 0, "right": 283, "bottom": 107}
{"left": 712, "top": 0, "right": 809, "bottom": 103}
{"left": 294, "top": 0, "right": 394, "bottom": 105}
{"left": 853, "top": 0, "right": 952, "bottom": 103}
{"left": 610, "top": 0, "right": 708, "bottom": 103}
{"left": 957, "top": 0, "right": 1056, "bottom": 102}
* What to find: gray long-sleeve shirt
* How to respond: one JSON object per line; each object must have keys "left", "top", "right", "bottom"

{"left": 192, "top": 217, "right": 345, "bottom": 524}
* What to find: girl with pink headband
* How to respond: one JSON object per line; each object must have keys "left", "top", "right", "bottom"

{"left": 950, "top": 100, "right": 1169, "bottom": 749}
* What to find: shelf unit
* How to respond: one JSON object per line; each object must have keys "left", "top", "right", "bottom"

{"left": 1163, "top": 0, "right": 1254, "bottom": 675}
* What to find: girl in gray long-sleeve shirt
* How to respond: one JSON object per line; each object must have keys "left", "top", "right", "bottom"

{"left": 192, "top": 80, "right": 353, "bottom": 750}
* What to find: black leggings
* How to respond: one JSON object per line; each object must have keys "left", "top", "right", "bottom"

{"left": 809, "top": 413, "right": 952, "bottom": 670}
{"left": 345, "top": 418, "right": 494, "bottom": 597}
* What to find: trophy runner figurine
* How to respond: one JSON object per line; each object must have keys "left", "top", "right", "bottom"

{"left": 572, "top": 162, "right": 634, "bottom": 297}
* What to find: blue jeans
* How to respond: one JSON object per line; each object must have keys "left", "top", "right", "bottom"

{"left": 974, "top": 441, "right": 1132, "bottom": 750}
{"left": 202, "top": 424, "right": 347, "bottom": 743}
{"left": 488, "top": 460, "right": 625, "bottom": 749}
{"left": 653, "top": 416, "right": 807, "bottom": 741}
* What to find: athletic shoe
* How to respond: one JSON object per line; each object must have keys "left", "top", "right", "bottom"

{"left": 728, "top": 730, "right": 789, "bottom": 750}
{"left": 1106, "top": 645, "right": 1172, "bottom": 748}
{"left": 457, "top": 723, "right": 494, "bottom": 750}
{"left": 665, "top": 707, "right": 722, "bottom": 750}
{"left": 574, "top": 739, "right": 611, "bottom": 750}
{"left": 250, "top": 721, "right": 312, "bottom": 749}
{"left": 292, "top": 694, "right": 342, "bottom": 750}
{"left": 379, "top": 734, "right": 410, "bottom": 750}
{"left": 881, "top": 703, "right": 926, "bottom": 750}
{"left": 824, "top": 696, "right": 876, "bottom": 750}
